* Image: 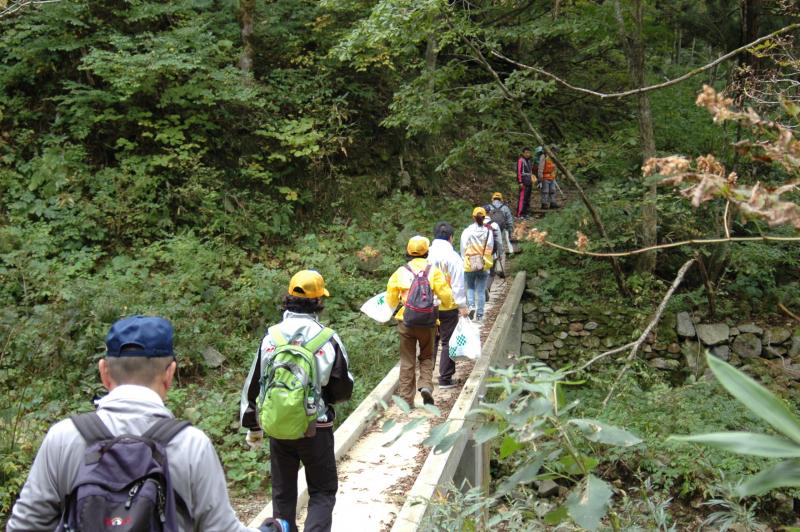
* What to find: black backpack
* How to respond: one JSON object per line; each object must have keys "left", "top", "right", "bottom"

{"left": 402, "top": 264, "right": 436, "bottom": 328}
{"left": 57, "top": 412, "right": 191, "bottom": 532}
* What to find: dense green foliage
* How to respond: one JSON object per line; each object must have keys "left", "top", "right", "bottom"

{"left": 1, "top": 0, "right": 798, "bottom": 528}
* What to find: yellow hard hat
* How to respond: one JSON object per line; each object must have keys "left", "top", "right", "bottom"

{"left": 288, "top": 270, "right": 330, "bottom": 299}
{"left": 492, "top": 192, "right": 503, "bottom": 201}
{"left": 472, "top": 206, "right": 487, "bottom": 217}
{"left": 406, "top": 235, "right": 430, "bottom": 257}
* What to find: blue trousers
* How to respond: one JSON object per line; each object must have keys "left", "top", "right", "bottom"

{"left": 464, "top": 270, "right": 489, "bottom": 319}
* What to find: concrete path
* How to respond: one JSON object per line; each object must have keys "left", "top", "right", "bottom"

{"left": 290, "top": 273, "right": 512, "bottom": 531}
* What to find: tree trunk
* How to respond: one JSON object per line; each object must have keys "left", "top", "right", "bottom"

{"left": 614, "top": 0, "right": 657, "bottom": 273}
{"left": 740, "top": 0, "right": 761, "bottom": 70}
{"left": 238, "top": 0, "right": 255, "bottom": 74}
{"left": 425, "top": 34, "right": 437, "bottom": 96}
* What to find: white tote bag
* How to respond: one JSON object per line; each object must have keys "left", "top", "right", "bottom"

{"left": 359, "top": 291, "right": 395, "bottom": 323}
{"left": 448, "top": 317, "right": 482, "bottom": 360}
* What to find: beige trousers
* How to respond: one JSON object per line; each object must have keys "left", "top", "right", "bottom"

{"left": 397, "top": 322, "right": 435, "bottom": 405}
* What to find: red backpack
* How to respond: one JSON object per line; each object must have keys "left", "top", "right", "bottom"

{"left": 402, "top": 264, "right": 436, "bottom": 327}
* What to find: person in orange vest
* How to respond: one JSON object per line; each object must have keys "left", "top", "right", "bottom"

{"left": 536, "top": 146, "right": 559, "bottom": 209}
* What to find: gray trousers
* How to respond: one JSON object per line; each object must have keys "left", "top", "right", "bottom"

{"left": 540, "top": 180, "right": 557, "bottom": 207}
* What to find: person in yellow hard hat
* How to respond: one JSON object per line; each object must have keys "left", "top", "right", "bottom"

{"left": 460, "top": 207, "right": 494, "bottom": 322}
{"left": 241, "top": 270, "right": 354, "bottom": 532}
{"left": 386, "top": 236, "right": 455, "bottom": 408}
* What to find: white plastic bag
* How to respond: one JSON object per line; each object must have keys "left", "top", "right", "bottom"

{"left": 359, "top": 291, "right": 395, "bottom": 323}
{"left": 448, "top": 317, "right": 481, "bottom": 360}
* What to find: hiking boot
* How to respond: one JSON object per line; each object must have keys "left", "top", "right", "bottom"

{"left": 260, "top": 518, "right": 290, "bottom": 532}
{"left": 438, "top": 380, "right": 457, "bottom": 390}
{"left": 420, "top": 387, "right": 435, "bottom": 406}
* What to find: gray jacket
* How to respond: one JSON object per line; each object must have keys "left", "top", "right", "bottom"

{"left": 6, "top": 385, "right": 259, "bottom": 532}
{"left": 490, "top": 199, "right": 515, "bottom": 235}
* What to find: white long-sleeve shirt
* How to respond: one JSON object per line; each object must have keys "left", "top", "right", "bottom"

{"left": 460, "top": 222, "right": 494, "bottom": 272}
{"left": 427, "top": 238, "right": 467, "bottom": 310}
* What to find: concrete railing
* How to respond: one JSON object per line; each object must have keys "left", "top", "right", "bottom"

{"left": 391, "top": 271, "right": 526, "bottom": 531}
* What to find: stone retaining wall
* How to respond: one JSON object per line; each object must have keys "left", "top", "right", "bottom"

{"left": 522, "top": 275, "right": 800, "bottom": 379}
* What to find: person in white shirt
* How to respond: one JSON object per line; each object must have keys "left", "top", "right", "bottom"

{"left": 460, "top": 207, "right": 494, "bottom": 322}
{"left": 428, "top": 222, "right": 469, "bottom": 388}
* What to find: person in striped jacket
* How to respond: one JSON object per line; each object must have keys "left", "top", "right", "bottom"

{"left": 516, "top": 147, "right": 534, "bottom": 217}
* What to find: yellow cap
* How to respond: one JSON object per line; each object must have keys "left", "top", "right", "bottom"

{"left": 472, "top": 206, "right": 487, "bottom": 217}
{"left": 406, "top": 235, "right": 430, "bottom": 257}
{"left": 288, "top": 270, "right": 330, "bottom": 299}
{"left": 492, "top": 192, "right": 503, "bottom": 200}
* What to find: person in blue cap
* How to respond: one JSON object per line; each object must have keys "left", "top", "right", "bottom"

{"left": 7, "top": 315, "right": 286, "bottom": 532}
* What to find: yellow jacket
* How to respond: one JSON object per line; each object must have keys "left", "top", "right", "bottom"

{"left": 386, "top": 258, "right": 455, "bottom": 321}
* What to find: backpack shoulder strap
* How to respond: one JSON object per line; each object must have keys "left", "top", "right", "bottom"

{"left": 268, "top": 325, "right": 288, "bottom": 347}
{"left": 302, "top": 327, "right": 335, "bottom": 354}
{"left": 70, "top": 412, "right": 114, "bottom": 445}
{"left": 142, "top": 417, "right": 192, "bottom": 446}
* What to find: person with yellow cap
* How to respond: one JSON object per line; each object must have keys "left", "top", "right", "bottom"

{"left": 240, "top": 270, "right": 354, "bottom": 532}
{"left": 485, "top": 191, "right": 515, "bottom": 257}
{"left": 386, "top": 236, "right": 455, "bottom": 407}
{"left": 460, "top": 207, "right": 494, "bottom": 322}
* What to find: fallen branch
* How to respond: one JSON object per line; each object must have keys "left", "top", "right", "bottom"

{"left": 563, "top": 341, "right": 637, "bottom": 378}
{"left": 490, "top": 22, "right": 800, "bottom": 100}
{"left": 462, "top": 35, "right": 630, "bottom": 297}
{"left": 602, "top": 258, "right": 696, "bottom": 409}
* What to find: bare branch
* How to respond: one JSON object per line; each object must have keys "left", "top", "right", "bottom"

{"left": 490, "top": 22, "right": 800, "bottom": 100}
{"left": 602, "top": 258, "right": 697, "bottom": 409}
{"left": 0, "top": 0, "right": 61, "bottom": 18}
{"left": 723, "top": 200, "right": 731, "bottom": 239}
{"left": 779, "top": 303, "right": 800, "bottom": 323}
{"left": 530, "top": 233, "right": 800, "bottom": 258}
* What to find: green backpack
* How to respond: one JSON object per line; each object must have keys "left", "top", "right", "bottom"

{"left": 257, "top": 326, "right": 334, "bottom": 440}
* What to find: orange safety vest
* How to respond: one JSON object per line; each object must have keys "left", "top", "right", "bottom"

{"left": 540, "top": 158, "right": 556, "bottom": 181}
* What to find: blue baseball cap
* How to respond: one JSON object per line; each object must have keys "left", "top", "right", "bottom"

{"left": 105, "top": 316, "right": 174, "bottom": 358}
